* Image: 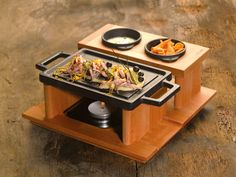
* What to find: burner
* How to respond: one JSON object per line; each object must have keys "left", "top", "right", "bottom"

{"left": 65, "top": 98, "right": 121, "bottom": 129}
{"left": 88, "top": 101, "right": 111, "bottom": 119}
{"left": 88, "top": 101, "right": 114, "bottom": 128}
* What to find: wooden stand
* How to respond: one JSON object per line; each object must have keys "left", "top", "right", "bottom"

{"left": 22, "top": 24, "right": 216, "bottom": 163}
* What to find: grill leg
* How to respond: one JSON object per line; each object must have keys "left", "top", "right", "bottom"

{"left": 122, "top": 87, "right": 168, "bottom": 145}
{"left": 122, "top": 104, "right": 150, "bottom": 145}
{"left": 174, "top": 63, "right": 202, "bottom": 109}
{"left": 44, "top": 85, "right": 81, "bottom": 119}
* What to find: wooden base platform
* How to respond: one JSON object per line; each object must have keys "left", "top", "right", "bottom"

{"left": 22, "top": 87, "right": 216, "bottom": 163}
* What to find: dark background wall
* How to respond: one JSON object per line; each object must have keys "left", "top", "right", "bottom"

{"left": 0, "top": 0, "right": 235, "bottom": 177}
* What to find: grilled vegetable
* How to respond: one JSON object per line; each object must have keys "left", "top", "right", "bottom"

{"left": 129, "top": 68, "right": 139, "bottom": 85}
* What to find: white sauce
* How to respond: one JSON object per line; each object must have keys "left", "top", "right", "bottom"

{"left": 107, "top": 36, "right": 135, "bottom": 44}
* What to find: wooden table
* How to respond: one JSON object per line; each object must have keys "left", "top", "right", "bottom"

{"left": 22, "top": 24, "right": 216, "bottom": 163}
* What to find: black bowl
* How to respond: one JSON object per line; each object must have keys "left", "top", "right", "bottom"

{"left": 145, "top": 38, "right": 186, "bottom": 62}
{"left": 102, "top": 28, "right": 141, "bottom": 50}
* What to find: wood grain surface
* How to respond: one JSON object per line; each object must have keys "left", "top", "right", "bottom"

{"left": 0, "top": 0, "right": 236, "bottom": 177}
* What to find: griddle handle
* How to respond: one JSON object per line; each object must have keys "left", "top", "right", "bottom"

{"left": 141, "top": 80, "right": 180, "bottom": 106}
{"left": 36, "top": 51, "right": 70, "bottom": 71}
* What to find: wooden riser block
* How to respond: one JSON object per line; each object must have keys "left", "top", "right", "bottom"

{"left": 122, "top": 104, "right": 150, "bottom": 145}
{"left": 44, "top": 85, "right": 80, "bottom": 119}
{"left": 174, "top": 63, "right": 203, "bottom": 109}
{"left": 22, "top": 87, "right": 216, "bottom": 163}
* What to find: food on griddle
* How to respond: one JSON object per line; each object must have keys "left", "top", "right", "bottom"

{"left": 53, "top": 55, "right": 145, "bottom": 92}
{"left": 138, "top": 72, "right": 144, "bottom": 77}
{"left": 138, "top": 77, "right": 144, "bottom": 82}
{"left": 151, "top": 39, "right": 184, "bottom": 55}
{"left": 133, "top": 66, "right": 139, "bottom": 72}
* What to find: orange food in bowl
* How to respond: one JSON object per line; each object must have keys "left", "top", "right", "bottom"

{"left": 151, "top": 39, "right": 184, "bottom": 55}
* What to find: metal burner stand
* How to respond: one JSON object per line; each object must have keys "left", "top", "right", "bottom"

{"left": 22, "top": 24, "right": 216, "bottom": 163}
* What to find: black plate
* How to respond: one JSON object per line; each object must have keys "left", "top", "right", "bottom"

{"left": 36, "top": 48, "right": 180, "bottom": 110}
{"left": 102, "top": 28, "right": 141, "bottom": 50}
{"left": 145, "top": 38, "right": 186, "bottom": 62}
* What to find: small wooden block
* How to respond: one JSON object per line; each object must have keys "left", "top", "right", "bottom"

{"left": 122, "top": 104, "right": 150, "bottom": 145}
{"left": 44, "top": 85, "right": 81, "bottom": 119}
{"left": 174, "top": 63, "right": 203, "bottom": 109}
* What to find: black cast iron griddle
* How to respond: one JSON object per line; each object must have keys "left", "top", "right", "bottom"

{"left": 36, "top": 48, "right": 180, "bottom": 110}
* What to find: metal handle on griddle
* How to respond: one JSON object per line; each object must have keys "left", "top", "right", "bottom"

{"left": 141, "top": 80, "right": 180, "bottom": 106}
{"left": 36, "top": 51, "right": 70, "bottom": 71}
